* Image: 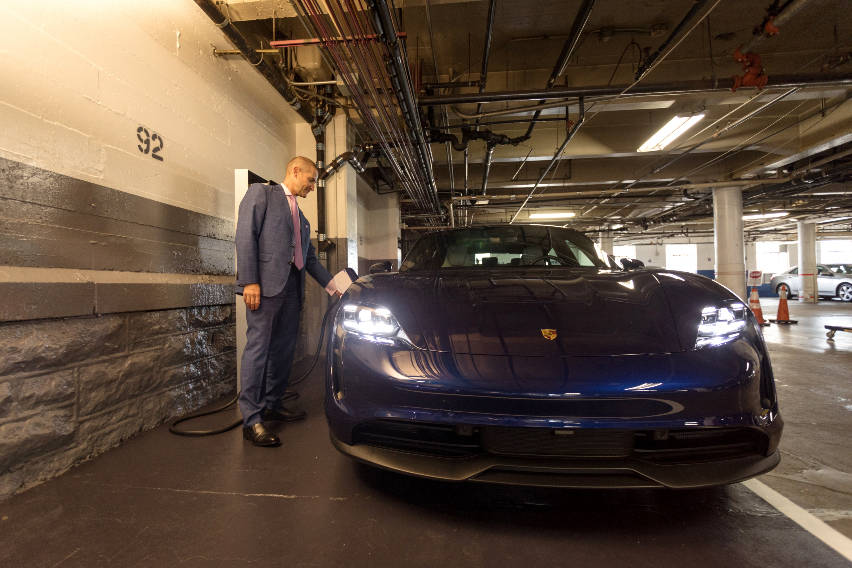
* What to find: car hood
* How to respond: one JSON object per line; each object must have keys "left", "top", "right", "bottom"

{"left": 346, "top": 269, "right": 685, "bottom": 356}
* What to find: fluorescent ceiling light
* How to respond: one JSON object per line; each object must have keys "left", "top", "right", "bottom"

{"left": 637, "top": 113, "right": 705, "bottom": 152}
{"left": 529, "top": 211, "right": 576, "bottom": 219}
{"left": 742, "top": 212, "right": 790, "bottom": 220}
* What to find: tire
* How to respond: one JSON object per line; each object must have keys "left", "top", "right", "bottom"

{"left": 838, "top": 283, "right": 852, "bottom": 302}
{"left": 776, "top": 283, "right": 794, "bottom": 299}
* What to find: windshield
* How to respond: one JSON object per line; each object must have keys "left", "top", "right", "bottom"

{"left": 400, "top": 226, "right": 608, "bottom": 272}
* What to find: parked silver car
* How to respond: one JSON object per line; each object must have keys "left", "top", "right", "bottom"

{"left": 769, "top": 264, "right": 852, "bottom": 302}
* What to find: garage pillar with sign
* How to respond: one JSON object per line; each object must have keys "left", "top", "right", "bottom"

{"left": 713, "top": 186, "right": 746, "bottom": 299}
{"left": 797, "top": 221, "right": 818, "bottom": 303}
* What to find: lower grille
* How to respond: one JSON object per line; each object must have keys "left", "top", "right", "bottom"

{"left": 481, "top": 427, "right": 632, "bottom": 457}
{"left": 353, "top": 420, "right": 767, "bottom": 463}
{"left": 353, "top": 421, "right": 481, "bottom": 457}
{"left": 634, "top": 428, "right": 766, "bottom": 464}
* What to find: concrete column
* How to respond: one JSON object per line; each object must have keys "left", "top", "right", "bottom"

{"left": 797, "top": 221, "right": 817, "bottom": 303}
{"left": 326, "top": 110, "right": 359, "bottom": 275}
{"left": 598, "top": 230, "right": 614, "bottom": 256}
{"left": 234, "top": 169, "right": 251, "bottom": 392}
{"left": 713, "top": 186, "right": 746, "bottom": 299}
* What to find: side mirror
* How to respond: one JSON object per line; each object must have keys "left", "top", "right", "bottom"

{"left": 369, "top": 261, "right": 393, "bottom": 274}
{"left": 620, "top": 258, "right": 645, "bottom": 270}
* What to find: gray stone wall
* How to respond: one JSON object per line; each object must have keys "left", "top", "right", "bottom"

{"left": 0, "top": 156, "right": 239, "bottom": 499}
{"left": 0, "top": 305, "right": 236, "bottom": 498}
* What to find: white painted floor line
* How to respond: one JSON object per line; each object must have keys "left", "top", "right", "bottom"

{"left": 744, "top": 479, "right": 852, "bottom": 563}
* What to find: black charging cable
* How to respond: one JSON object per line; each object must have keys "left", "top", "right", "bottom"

{"left": 168, "top": 294, "right": 341, "bottom": 437}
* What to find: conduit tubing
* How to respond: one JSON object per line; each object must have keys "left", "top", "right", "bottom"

{"left": 192, "top": 0, "right": 314, "bottom": 123}
{"left": 298, "top": 0, "right": 435, "bottom": 215}
{"left": 513, "top": 0, "right": 596, "bottom": 144}
{"left": 741, "top": 0, "right": 814, "bottom": 54}
{"left": 424, "top": 0, "right": 454, "bottom": 222}
{"left": 634, "top": 0, "right": 711, "bottom": 83}
{"left": 634, "top": 95, "right": 851, "bottom": 225}
{"left": 474, "top": 0, "right": 497, "bottom": 123}
{"left": 648, "top": 87, "right": 800, "bottom": 179}
{"left": 476, "top": 0, "right": 497, "bottom": 194}
{"left": 510, "top": 98, "right": 585, "bottom": 223}
{"left": 418, "top": 74, "right": 852, "bottom": 106}
{"left": 369, "top": 0, "right": 440, "bottom": 212}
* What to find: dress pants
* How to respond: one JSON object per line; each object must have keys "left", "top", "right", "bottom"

{"left": 239, "top": 266, "right": 303, "bottom": 426}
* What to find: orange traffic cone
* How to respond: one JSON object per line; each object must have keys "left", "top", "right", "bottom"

{"left": 769, "top": 285, "right": 798, "bottom": 325}
{"left": 748, "top": 287, "right": 770, "bottom": 327}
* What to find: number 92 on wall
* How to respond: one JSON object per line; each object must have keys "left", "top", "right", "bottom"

{"left": 136, "top": 126, "right": 164, "bottom": 162}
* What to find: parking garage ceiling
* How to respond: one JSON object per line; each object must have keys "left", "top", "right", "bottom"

{"left": 209, "top": 0, "right": 852, "bottom": 241}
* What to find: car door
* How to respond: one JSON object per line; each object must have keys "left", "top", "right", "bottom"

{"left": 786, "top": 267, "right": 799, "bottom": 294}
{"left": 817, "top": 265, "right": 836, "bottom": 296}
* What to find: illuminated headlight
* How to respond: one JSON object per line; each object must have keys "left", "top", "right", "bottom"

{"left": 340, "top": 304, "right": 412, "bottom": 345}
{"left": 696, "top": 303, "right": 747, "bottom": 348}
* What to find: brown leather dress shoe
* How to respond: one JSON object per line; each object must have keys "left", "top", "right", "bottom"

{"left": 261, "top": 406, "right": 307, "bottom": 422}
{"left": 243, "top": 423, "right": 281, "bottom": 447}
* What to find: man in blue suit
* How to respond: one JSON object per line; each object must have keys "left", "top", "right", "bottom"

{"left": 236, "top": 156, "right": 340, "bottom": 447}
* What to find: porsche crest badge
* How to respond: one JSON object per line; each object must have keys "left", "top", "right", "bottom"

{"left": 541, "top": 328, "right": 557, "bottom": 340}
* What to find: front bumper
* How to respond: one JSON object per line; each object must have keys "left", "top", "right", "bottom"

{"left": 330, "top": 429, "right": 781, "bottom": 489}
{"left": 326, "top": 334, "right": 783, "bottom": 488}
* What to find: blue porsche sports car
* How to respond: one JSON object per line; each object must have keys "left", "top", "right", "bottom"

{"left": 325, "top": 225, "right": 782, "bottom": 488}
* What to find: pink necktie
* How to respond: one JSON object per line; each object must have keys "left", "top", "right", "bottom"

{"left": 288, "top": 195, "right": 304, "bottom": 269}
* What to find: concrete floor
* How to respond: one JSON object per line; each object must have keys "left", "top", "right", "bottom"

{"left": 1, "top": 299, "right": 851, "bottom": 567}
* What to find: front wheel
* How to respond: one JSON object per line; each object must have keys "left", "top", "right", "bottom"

{"left": 776, "top": 283, "right": 794, "bottom": 299}
{"left": 837, "top": 283, "right": 852, "bottom": 302}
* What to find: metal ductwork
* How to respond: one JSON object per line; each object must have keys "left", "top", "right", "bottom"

{"left": 320, "top": 145, "right": 373, "bottom": 180}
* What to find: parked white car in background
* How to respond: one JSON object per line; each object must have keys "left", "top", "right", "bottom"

{"left": 769, "top": 264, "right": 852, "bottom": 302}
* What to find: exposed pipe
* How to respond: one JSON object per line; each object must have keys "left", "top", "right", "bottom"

{"left": 313, "top": 94, "right": 335, "bottom": 267}
{"left": 368, "top": 0, "right": 441, "bottom": 213}
{"left": 269, "top": 32, "right": 407, "bottom": 48}
{"left": 424, "top": 0, "right": 455, "bottom": 222}
{"left": 510, "top": 98, "right": 585, "bottom": 223}
{"left": 741, "top": 0, "right": 814, "bottom": 54}
{"left": 421, "top": 80, "right": 482, "bottom": 89}
{"left": 418, "top": 74, "right": 852, "bottom": 106}
{"left": 474, "top": 0, "right": 497, "bottom": 123}
{"left": 480, "top": 143, "right": 496, "bottom": 195}
{"left": 476, "top": 0, "right": 497, "bottom": 194}
{"left": 192, "top": 0, "right": 314, "bottom": 123}
{"left": 295, "top": 0, "right": 437, "bottom": 216}
{"left": 511, "top": 0, "right": 596, "bottom": 145}
{"left": 452, "top": 98, "right": 574, "bottom": 120}
{"left": 282, "top": 76, "right": 338, "bottom": 87}
{"left": 319, "top": 145, "right": 371, "bottom": 180}
{"left": 634, "top": 0, "right": 711, "bottom": 83}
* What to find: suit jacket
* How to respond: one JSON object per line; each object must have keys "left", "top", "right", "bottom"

{"left": 235, "top": 183, "right": 332, "bottom": 298}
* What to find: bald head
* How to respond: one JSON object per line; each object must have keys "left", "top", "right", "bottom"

{"left": 287, "top": 156, "right": 316, "bottom": 175}
{"left": 284, "top": 156, "right": 318, "bottom": 198}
